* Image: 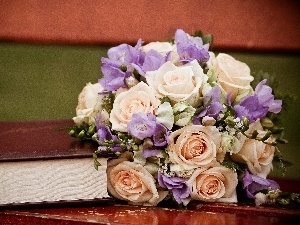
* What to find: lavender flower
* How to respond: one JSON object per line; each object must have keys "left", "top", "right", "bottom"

{"left": 175, "top": 29, "right": 210, "bottom": 65}
{"left": 241, "top": 170, "right": 280, "bottom": 199}
{"left": 128, "top": 113, "right": 157, "bottom": 140}
{"left": 158, "top": 172, "right": 190, "bottom": 204}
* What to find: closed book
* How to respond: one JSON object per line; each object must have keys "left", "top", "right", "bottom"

{"left": 0, "top": 119, "right": 113, "bottom": 207}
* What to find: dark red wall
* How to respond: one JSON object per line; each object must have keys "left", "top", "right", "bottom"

{"left": 0, "top": 0, "right": 299, "bottom": 52}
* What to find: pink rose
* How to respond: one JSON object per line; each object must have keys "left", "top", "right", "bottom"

{"left": 167, "top": 125, "right": 221, "bottom": 170}
{"left": 107, "top": 158, "right": 167, "bottom": 206}
{"left": 188, "top": 166, "right": 238, "bottom": 203}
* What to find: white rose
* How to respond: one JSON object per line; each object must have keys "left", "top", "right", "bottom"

{"left": 142, "top": 41, "right": 173, "bottom": 56}
{"left": 212, "top": 53, "right": 254, "bottom": 102}
{"left": 231, "top": 120, "right": 275, "bottom": 178}
{"left": 142, "top": 41, "right": 179, "bottom": 64}
{"left": 167, "top": 125, "right": 221, "bottom": 170}
{"left": 188, "top": 166, "right": 238, "bottom": 203}
{"left": 146, "top": 60, "right": 208, "bottom": 107}
{"left": 205, "top": 51, "right": 216, "bottom": 68}
{"left": 72, "top": 82, "right": 104, "bottom": 125}
{"left": 107, "top": 160, "right": 167, "bottom": 206}
{"left": 109, "top": 82, "right": 160, "bottom": 132}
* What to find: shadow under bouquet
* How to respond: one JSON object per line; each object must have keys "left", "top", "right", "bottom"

{"left": 70, "top": 29, "right": 297, "bottom": 207}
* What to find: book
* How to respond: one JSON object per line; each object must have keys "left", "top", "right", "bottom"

{"left": 0, "top": 119, "right": 113, "bottom": 207}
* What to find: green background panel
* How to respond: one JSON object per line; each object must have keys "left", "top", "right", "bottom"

{"left": 0, "top": 43, "right": 299, "bottom": 179}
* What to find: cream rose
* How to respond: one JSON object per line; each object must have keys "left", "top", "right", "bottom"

{"left": 142, "top": 41, "right": 179, "bottom": 64}
{"left": 107, "top": 160, "right": 167, "bottom": 206}
{"left": 167, "top": 125, "right": 221, "bottom": 171}
{"left": 142, "top": 41, "right": 174, "bottom": 56}
{"left": 231, "top": 120, "right": 275, "bottom": 178}
{"left": 109, "top": 82, "right": 160, "bottom": 132}
{"left": 145, "top": 60, "right": 208, "bottom": 107}
{"left": 188, "top": 166, "right": 238, "bottom": 203}
{"left": 73, "top": 82, "right": 104, "bottom": 125}
{"left": 212, "top": 53, "right": 254, "bottom": 102}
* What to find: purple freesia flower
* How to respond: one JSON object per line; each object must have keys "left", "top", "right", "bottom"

{"left": 234, "top": 80, "right": 282, "bottom": 122}
{"left": 158, "top": 172, "right": 190, "bottom": 204}
{"left": 128, "top": 113, "right": 157, "bottom": 140}
{"left": 132, "top": 49, "right": 167, "bottom": 76}
{"left": 234, "top": 95, "right": 268, "bottom": 123}
{"left": 153, "top": 123, "right": 169, "bottom": 147}
{"left": 94, "top": 110, "right": 109, "bottom": 130}
{"left": 99, "top": 63, "right": 131, "bottom": 91}
{"left": 193, "top": 86, "right": 223, "bottom": 124}
{"left": 175, "top": 29, "right": 210, "bottom": 65}
{"left": 142, "top": 148, "right": 161, "bottom": 158}
{"left": 99, "top": 39, "right": 143, "bottom": 91}
{"left": 97, "top": 125, "right": 121, "bottom": 152}
{"left": 105, "top": 39, "right": 143, "bottom": 67}
{"left": 255, "top": 79, "right": 282, "bottom": 113}
{"left": 241, "top": 170, "right": 280, "bottom": 199}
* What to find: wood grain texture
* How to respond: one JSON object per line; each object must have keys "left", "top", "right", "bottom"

{"left": 0, "top": 205, "right": 299, "bottom": 225}
{"left": 0, "top": 158, "right": 109, "bottom": 205}
{"left": 0, "top": 0, "right": 299, "bottom": 52}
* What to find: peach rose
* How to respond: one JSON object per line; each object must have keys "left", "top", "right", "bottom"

{"left": 145, "top": 60, "right": 208, "bottom": 107}
{"left": 188, "top": 166, "right": 238, "bottom": 203}
{"left": 167, "top": 125, "right": 221, "bottom": 171}
{"left": 73, "top": 82, "right": 104, "bottom": 125}
{"left": 231, "top": 120, "right": 275, "bottom": 178}
{"left": 212, "top": 53, "right": 254, "bottom": 102}
{"left": 107, "top": 159, "right": 167, "bottom": 206}
{"left": 109, "top": 82, "right": 160, "bottom": 132}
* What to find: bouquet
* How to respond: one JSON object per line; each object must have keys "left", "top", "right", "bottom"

{"left": 69, "top": 29, "right": 298, "bottom": 207}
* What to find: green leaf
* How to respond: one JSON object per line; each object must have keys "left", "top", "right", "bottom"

{"left": 94, "top": 158, "right": 101, "bottom": 171}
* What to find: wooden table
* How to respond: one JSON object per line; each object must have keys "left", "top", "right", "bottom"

{"left": 1, "top": 202, "right": 299, "bottom": 225}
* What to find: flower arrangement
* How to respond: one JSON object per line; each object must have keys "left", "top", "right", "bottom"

{"left": 69, "top": 29, "right": 299, "bottom": 207}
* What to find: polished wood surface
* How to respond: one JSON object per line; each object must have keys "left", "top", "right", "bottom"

{"left": 0, "top": 0, "right": 299, "bottom": 52}
{"left": 0, "top": 204, "right": 299, "bottom": 225}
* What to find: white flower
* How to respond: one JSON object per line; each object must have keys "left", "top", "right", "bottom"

{"left": 109, "top": 82, "right": 160, "bottom": 132}
{"left": 145, "top": 60, "right": 208, "bottom": 107}
{"left": 173, "top": 101, "right": 196, "bottom": 126}
{"left": 73, "top": 82, "right": 104, "bottom": 125}
{"left": 205, "top": 51, "right": 216, "bottom": 68}
{"left": 220, "top": 133, "right": 243, "bottom": 155}
{"left": 202, "top": 116, "right": 216, "bottom": 126}
{"left": 155, "top": 102, "right": 174, "bottom": 130}
{"left": 255, "top": 192, "right": 267, "bottom": 206}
